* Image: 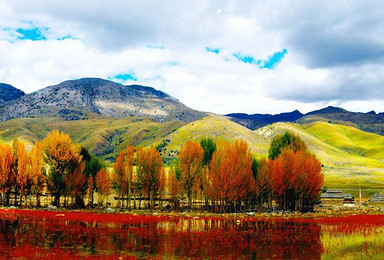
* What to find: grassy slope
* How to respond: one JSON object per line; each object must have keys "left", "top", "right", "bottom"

{"left": 302, "top": 121, "right": 384, "bottom": 160}
{"left": 148, "top": 115, "right": 270, "bottom": 158}
{"left": 256, "top": 122, "right": 384, "bottom": 198}
{"left": 0, "top": 117, "right": 184, "bottom": 160}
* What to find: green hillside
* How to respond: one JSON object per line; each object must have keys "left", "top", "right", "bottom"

{"left": 149, "top": 115, "right": 270, "bottom": 159}
{"left": 256, "top": 122, "right": 384, "bottom": 197}
{"left": 302, "top": 121, "right": 384, "bottom": 160}
{"left": 0, "top": 117, "right": 184, "bottom": 161}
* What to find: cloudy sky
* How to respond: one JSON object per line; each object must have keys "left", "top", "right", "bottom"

{"left": 1, "top": 1, "right": 383, "bottom": 114}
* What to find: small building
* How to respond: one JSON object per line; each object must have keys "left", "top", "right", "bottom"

{"left": 321, "top": 190, "right": 344, "bottom": 206}
{"left": 343, "top": 194, "right": 355, "bottom": 207}
{"left": 321, "top": 190, "right": 355, "bottom": 207}
{"left": 369, "top": 192, "right": 384, "bottom": 203}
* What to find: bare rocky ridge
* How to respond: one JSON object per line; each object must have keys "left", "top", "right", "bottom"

{"left": 0, "top": 78, "right": 206, "bottom": 123}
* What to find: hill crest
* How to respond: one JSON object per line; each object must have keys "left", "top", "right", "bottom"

{"left": 0, "top": 78, "right": 205, "bottom": 123}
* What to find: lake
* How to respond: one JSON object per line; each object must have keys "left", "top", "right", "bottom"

{"left": 0, "top": 209, "right": 382, "bottom": 259}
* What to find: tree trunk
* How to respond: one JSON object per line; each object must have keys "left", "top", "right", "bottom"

{"left": 36, "top": 192, "right": 41, "bottom": 208}
{"left": 54, "top": 192, "right": 60, "bottom": 207}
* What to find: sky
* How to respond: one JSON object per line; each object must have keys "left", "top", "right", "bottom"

{"left": 0, "top": 0, "right": 383, "bottom": 115}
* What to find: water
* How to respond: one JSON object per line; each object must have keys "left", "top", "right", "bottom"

{"left": 0, "top": 209, "right": 322, "bottom": 259}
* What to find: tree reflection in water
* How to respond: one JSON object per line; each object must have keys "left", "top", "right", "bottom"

{"left": 0, "top": 209, "right": 322, "bottom": 259}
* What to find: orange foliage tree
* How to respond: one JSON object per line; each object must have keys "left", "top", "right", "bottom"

{"left": 178, "top": 141, "right": 204, "bottom": 209}
{"left": 136, "top": 147, "right": 163, "bottom": 211}
{"left": 113, "top": 145, "right": 135, "bottom": 209}
{"left": 96, "top": 168, "right": 111, "bottom": 207}
{"left": 125, "top": 145, "right": 135, "bottom": 210}
{"left": 158, "top": 168, "right": 167, "bottom": 210}
{"left": 208, "top": 140, "right": 255, "bottom": 212}
{"left": 42, "top": 130, "right": 83, "bottom": 207}
{"left": 253, "top": 158, "right": 272, "bottom": 208}
{"left": 113, "top": 150, "right": 125, "bottom": 207}
{"left": 269, "top": 137, "right": 323, "bottom": 212}
{"left": 0, "top": 143, "right": 13, "bottom": 205}
{"left": 168, "top": 165, "right": 182, "bottom": 210}
{"left": 64, "top": 161, "right": 86, "bottom": 207}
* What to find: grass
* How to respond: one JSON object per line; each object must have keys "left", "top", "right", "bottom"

{"left": 149, "top": 115, "right": 270, "bottom": 159}
{"left": 302, "top": 121, "right": 384, "bottom": 160}
{"left": 0, "top": 117, "right": 184, "bottom": 160}
{"left": 321, "top": 224, "right": 384, "bottom": 259}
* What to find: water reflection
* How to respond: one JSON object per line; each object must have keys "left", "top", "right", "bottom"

{"left": 0, "top": 211, "right": 322, "bottom": 259}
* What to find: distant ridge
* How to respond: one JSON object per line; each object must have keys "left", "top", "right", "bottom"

{"left": 226, "top": 106, "right": 384, "bottom": 136}
{"left": 306, "top": 106, "right": 348, "bottom": 115}
{"left": 226, "top": 110, "right": 303, "bottom": 129}
{"left": 0, "top": 83, "right": 25, "bottom": 104}
{"left": 0, "top": 78, "right": 206, "bottom": 123}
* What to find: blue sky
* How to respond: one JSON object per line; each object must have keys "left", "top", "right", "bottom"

{"left": 0, "top": 0, "right": 383, "bottom": 114}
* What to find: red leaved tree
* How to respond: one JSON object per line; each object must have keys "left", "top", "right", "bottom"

{"left": 96, "top": 168, "right": 111, "bottom": 207}
{"left": 209, "top": 140, "right": 255, "bottom": 212}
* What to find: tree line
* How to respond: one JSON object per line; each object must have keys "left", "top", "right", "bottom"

{"left": 0, "top": 130, "right": 323, "bottom": 212}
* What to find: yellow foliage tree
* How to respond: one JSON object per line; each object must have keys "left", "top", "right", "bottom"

{"left": 27, "top": 142, "right": 45, "bottom": 207}
{"left": 42, "top": 130, "right": 83, "bottom": 207}
{"left": 0, "top": 143, "right": 13, "bottom": 205}
{"left": 178, "top": 141, "right": 204, "bottom": 209}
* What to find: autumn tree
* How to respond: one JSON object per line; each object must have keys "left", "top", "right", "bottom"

{"left": 113, "top": 145, "right": 134, "bottom": 209}
{"left": 208, "top": 140, "right": 255, "bottom": 212}
{"left": 136, "top": 147, "right": 163, "bottom": 211}
{"left": 64, "top": 161, "right": 86, "bottom": 207}
{"left": 95, "top": 168, "right": 111, "bottom": 207}
{"left": 12, "top": 139, "right": 28, "bottom": 206}
{"left": 253, "top": 158, "right": 272, "bottom": 208}
{"left": 290, "top": 150, "right": 323, "bottom": 211}
{"left": 124, "top": 145, "right": 135, "bottom": 210}
{"left": 268, "top": 132, "right": 307, "bottom": 160}
{"left": 268, "top": 133, "right": 323, "bottom": 212}
{"left": 42, "top": 130, "right": 83, "bottom": 207}
{"left": 27, "top": 142, "right": 45, "bottom": 207}
{"left": 158, "top": 168, "right": 167, "bottom": 210}
{"left": 0, "top": 143, "right": 13, "bottom": 205}
{"left": 178, "top": 141, "right": 204, "bottom": 209}
{"left": 82, "top": 149, "right": 103, "bottom": 207}
{"left": 113, "top": 150, "right": 125, "bottom": 207}
{"left": 168, "top": 165, "right": 182, "bottom": 210}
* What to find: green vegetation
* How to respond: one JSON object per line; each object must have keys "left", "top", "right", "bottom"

{"left": 302, "top": 121, "right": 384, "bottom": 160}
{"left": 0, "top": 117, "right": 184, "bottom": 161}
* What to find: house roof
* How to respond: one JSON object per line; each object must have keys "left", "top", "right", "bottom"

{"left": 321, "top": 190, "right": 354, "bottom": 200}
{"left": 370, "top": 192, "right": 384, "bottom": 202}
{"left": 321, "top": 190, "right": 344, "bottom": 199}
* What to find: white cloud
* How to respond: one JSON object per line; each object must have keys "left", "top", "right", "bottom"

{"left": 0, "top": 0, "right": 384, "bottom": 115}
